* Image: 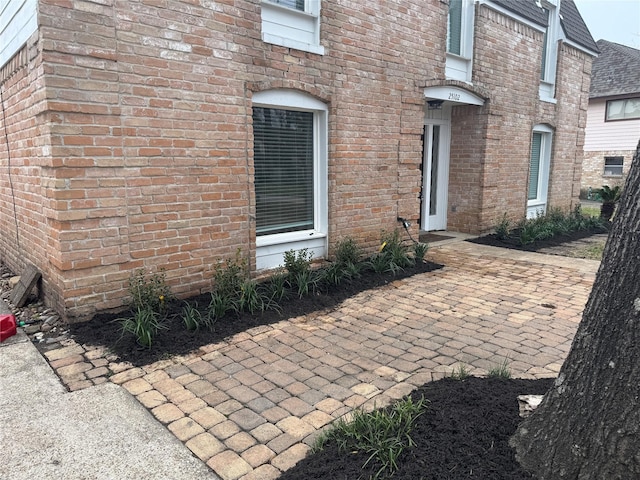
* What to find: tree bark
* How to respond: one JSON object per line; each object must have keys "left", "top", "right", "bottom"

{"left": 511, "top": 139, "right": 640, "bottom": 479}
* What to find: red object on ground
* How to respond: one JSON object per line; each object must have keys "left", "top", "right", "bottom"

{"left": 0, "top": 314, "right": 17, "bottom": 342}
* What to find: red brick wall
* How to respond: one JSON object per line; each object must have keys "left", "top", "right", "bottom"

{"left": 1, "top": 0, "right": 447, "bottom": 320}
{"left": 0, "top": 0, "right": 592, "bottom": 320}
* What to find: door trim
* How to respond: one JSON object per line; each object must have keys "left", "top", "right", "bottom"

{"left": 421, "top": 120, "right": 451, "bottom": 231}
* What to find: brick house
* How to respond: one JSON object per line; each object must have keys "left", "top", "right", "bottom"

{"left": 0, "top": 0, "right": 596, "bottom": 321}
{"left": 581, "top": 40, "right": 640, "bottom": 195}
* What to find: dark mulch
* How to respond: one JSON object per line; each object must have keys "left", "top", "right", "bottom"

{"left": 467, "top": 226, "right": 608, "bottom": 252}
{"left": 280, "top": 376, "right": 553, "bottom": 480}
{"left": 68, "top": 261, "right": 443, "bottom": 366}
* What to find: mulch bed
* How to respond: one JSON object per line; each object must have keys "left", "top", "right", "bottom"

{"left": 280, "top": 376, "right": 553, "bottom": 480}
{"left": 69, "top": 261, "right": 443, "bottom": 366}
{"left": 467, "top": 226, "right": 608, "bottom": 252}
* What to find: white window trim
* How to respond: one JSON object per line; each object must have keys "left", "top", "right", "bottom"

{"left": 603, "top": 156, "right": 624, "bottom": 177}
{"left": 445, "top": 0, "right": 475, "bottom": 83}
{"left": 527, "top": 124, "right": 553, "bottom": 218}
{"left": 261, "top": 1, "right": 325, "bottom": 55}
{"left": 252, "top": 89, "right": 328, "bottom": 270}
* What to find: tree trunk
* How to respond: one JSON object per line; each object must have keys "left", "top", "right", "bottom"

{"left": 510, "top": 139, "right": 640, "bottom": 479}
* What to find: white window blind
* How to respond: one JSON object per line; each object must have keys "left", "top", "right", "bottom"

{"left": 253, "top": 107, "right": 314, "bottom": 236}
{"left": 528, "top": 132, "right": 542, "bottom": 200}
{"left": 269, "top": 0, "right": 305, "bottom": 11}
{"left": 448, "top": 0, "right": 462, "bottom": 55}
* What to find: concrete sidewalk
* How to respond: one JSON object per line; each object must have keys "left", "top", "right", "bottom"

{"left": 0, "top": 301, "right": 219, "bottom": 480}
{"left": 1, "top": 240, "right": 599, "bottom": 480}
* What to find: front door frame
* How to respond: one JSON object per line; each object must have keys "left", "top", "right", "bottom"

{"left": 421, "top": 118, "right": 451, "bottom": 231}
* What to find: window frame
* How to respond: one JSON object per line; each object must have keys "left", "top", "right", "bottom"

{"left": 261, "top": 0, "right": 325, "bottom": 55}
{"left": 252, "top": 89, "right": 328, "bottom": 270}
{"left": 527, "top": 125, "right": 553, "bottom": 218}
{"left": 445, "top": 0, "right": 475, "bottom": 82}
{"left": 538, "top": 1, "right": 559, "bottom": 103}
{"left": 603, "top": 156, "right": 624, "bottom": 177}
{"left": 605, "top": 98, "right": 640, "bottom": 122}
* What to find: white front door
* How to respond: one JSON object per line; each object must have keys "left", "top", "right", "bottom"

{"left": 421, "top": 122, "right": 450, "bottom": 231}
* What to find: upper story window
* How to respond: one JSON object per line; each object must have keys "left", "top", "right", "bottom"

{"left": 445, "top": 0, "right": 475, "bottom": 82}
{"left": 606, "top": 98, "right": 640, "bottom": 121}
{"left": 539, "top": 2, "right": 559, "bottom": 102}
{"left": 261, "top": 0, "right": 325, "bottom": 55}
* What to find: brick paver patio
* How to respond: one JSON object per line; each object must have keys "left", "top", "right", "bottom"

{"left": 42, "top": 241, "right": 598, "bottom": 480}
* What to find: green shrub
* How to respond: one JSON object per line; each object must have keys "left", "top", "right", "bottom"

{"left": 494, "top": 213, "right": 511, "bottom": 240}
{"left": 238, "top": 279, "right": 265, "bottom": 315}
{"left": 181, "top": 301, "right": 214, "bottom": 332}
{"left": 120, "top": 306, "right": 166, "bottom": 348}
{"left": 283, "top": 248, "right": 313, "bottom": 277}
{"left": 128, "top": 268, "right": 172, "bottom": 314}
{"left": 213, "top": 249, "right": 247, "bottom": 297}
{"left": 207, "top": 291, "right": 233, "bottom": 321}
{"left": 314, "top": 395, "right": 428, "bottom": 479}
{"left": 412, "top": 242, "right": 429, "bottom": 263}
{"left": 334, "top": 237, "right": 363, "bottom": 265}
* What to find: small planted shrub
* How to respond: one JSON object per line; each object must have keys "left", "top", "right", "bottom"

{"left": 207, "top": 291, "right": 234, "bottom": 322}
{"left": 334, "top": 236, "right": 363, "bottom": 265}
{"left": 120, "top": 306, "right": 165, "bottom": 348}
{"left": 181, "top": 301, "right": 214, "bottom": 332}
{"left": 494, "top": 213, "right": 511, "bottom": 240}
{"left": 491, "top": 207, "right": 608, "bottom": 247}
{"left": 128, "top": 268, "right": 172, "bottom": 314}
{"left": 283, "top": 248, "right": 313, "bottom": 277}
{"left": 120, "top": 269, "right": 173, "bottom": 346}
{"left": 264, "top": 268, "right": 288, "bottom": 303}
{"left": 238, "top": 279, "right": 265, "bottom": 315}
{"left": 412, "top": 242, "right": 429, "bottom": 263}
{"left": 213, "top": 249, "right": 247, "bottom": 297}
{"left": 314, "top": 395, "right": 428, "bottom": 479}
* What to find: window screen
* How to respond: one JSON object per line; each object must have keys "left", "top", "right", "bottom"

{"left": 253, "top": 107, "right": 314, "bottom": 236}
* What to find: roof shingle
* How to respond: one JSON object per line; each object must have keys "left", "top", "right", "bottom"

{"left": 590, "top": 40, "right": 640, "bottom": 98}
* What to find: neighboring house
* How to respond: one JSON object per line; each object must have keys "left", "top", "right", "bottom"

{"left": 0, "top": 0, "right": 597, "bottom": 321}
{"left": 582, "top": 39, "right": 640, "bottom": 194}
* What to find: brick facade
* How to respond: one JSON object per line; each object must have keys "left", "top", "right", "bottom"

{"left": 0, "top": 0, "right": 593, "bottom": 321}
{"left": 581, "top": 150, "right": 632, "bottom": 193}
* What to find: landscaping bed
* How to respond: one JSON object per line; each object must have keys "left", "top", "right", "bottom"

{"left": 69, "top": 259, "right": 443, "bottom": 367}
{"left": 280, "top": 376, "right": 554, "bottom": 480}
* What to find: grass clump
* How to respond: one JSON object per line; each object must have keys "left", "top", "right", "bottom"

{"left": 120, "top": 306, "right": 166, "bottom": 348}
{"left": 488, "top": 358, "right": 512, "bottom": 379}
{"left": 450, "top": 363, "right": 471, "bottom": 380}
{"left": 314, "top": 395, "right": 428, "bottom": 479}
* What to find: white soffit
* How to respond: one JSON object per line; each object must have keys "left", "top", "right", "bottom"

{"left": 424, "top": 86, "right": 485, "bottom": 106}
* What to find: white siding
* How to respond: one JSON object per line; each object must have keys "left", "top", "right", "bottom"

{"left": 0, "top": 0, "right": 37, "bottom": 68}
{"left": 585, "top": 99, "right": 640, "bottom": 151}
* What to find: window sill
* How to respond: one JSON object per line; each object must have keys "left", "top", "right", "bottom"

{"left": 262, "top": 32, "right": 325, "bottom": 55}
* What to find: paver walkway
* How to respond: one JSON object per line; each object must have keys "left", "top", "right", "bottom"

{"left": 41, "top": 242, "right": 598, "bottom": 480}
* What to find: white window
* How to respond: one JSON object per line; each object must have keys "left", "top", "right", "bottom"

{"left": 252, "top": 90, "right": 328, "bottom": 270}
{"left": 604, "top": 156, "right": 623, "bottom": 176}
{"left": 539, "top": 3, "right": 559, "bottom": 102}
{"left": 261, "top": 0, "right": 324, "bottom": 55}
{"left": 527, "top": 126, "right": 553, "bottom": 218}
{"left": 445, "top": 0, "right": 475, "bottom": 82}
{"left": 606, "top": 98, "right": 640, "bottom": 121}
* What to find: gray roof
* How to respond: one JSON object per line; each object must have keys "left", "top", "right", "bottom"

{"left": 489, "top": 0, "right": 597, "bottom": 53}
{"left": 590, "top": 40, "right": 640, "bottom": 98}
